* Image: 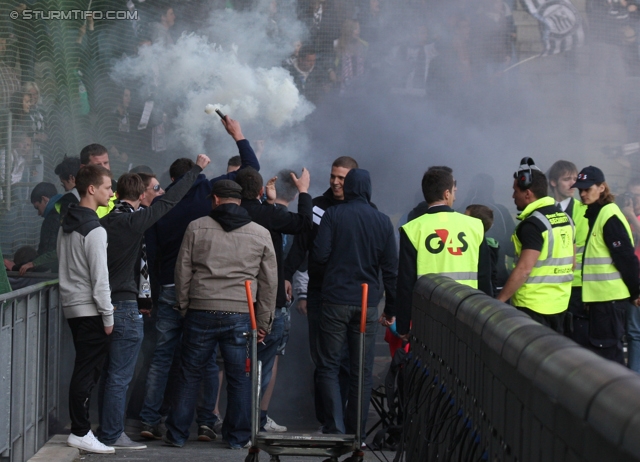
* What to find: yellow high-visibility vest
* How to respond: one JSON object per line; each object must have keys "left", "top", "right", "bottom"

{"left": 512, "top": 196, "right": 574, "bottom": 314}
{"left": 582, "top": 203, "right": 633, "bottom": 303}
{"left": 402, "top": 210, "right": 484, "bottom": 288}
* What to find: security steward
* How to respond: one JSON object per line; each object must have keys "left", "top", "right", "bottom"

{"left": 497, "top": 158, "right": 575, "bottom": 333}
{"left": 547, "top": 160, "right": 590, "bottom": 346}
{"left": 396, "top": 166, "right": 492, "bottom": 338}
{"left": 572, "top": 166, "right": 640, "bottom": 364}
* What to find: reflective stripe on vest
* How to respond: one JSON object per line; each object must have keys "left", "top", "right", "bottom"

{"left": 511, "top": 197, "right": 574, "bottom": 315}
{"left": 582, "top": 203, "right": 633, "bottom": 303}
{"left": 402, "top": 211, "right": 484, "bottom": 289}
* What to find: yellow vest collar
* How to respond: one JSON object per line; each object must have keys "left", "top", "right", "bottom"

{"left": 517, "top": 196, "right": 556, "bottom": 221}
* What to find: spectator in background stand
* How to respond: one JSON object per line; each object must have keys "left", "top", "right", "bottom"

{"left": 285, "top": 43, "right": 329, "bottom": 104}
{"left": 109, "top": 88, "right": 132, "bottom": 168}
{"left": 10, "top": 2, "right": 36, "bottom": 83}
{"left": 10, "top": 89, "right": 33, "bottom": 133}
{"left": 427, "top": 15, "right": 473, "bottom": 109}
{"left": 0, "top": 35, "right": 19, "bottom": 111}
{"left": 390, "top": 24, "right": 438, "bottom": 96}
{"left": 17, "top": 182, "right": 63, "bottom": 275}
{"left": 331, "top": 20, "right": 368, "bottom": 94}
{"left": 23, "top": 82, "right": 47, "bottom": 150}
{"left": 470, "top": 0, "right": 515, "bottom": 80}
{"left": 151, "top": 5, "right": 176, "bottom": 47}
{"left": 0, "top": 132, "right": 39, "bottom": 197}
{"left": 299, "top": 0, "right": 340, "bottom": 59}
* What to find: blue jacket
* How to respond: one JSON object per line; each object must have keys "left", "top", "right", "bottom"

{"left": 312, "top": 169, "right": 397, "bottom": 313}
{"left": 146, "top": 139, "right": 259, "bottom": 285}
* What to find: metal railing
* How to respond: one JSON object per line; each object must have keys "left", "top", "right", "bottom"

{"left": 402, "top": 274, "right": 640, "bottom": 462}
{"left": 0, "top": 279, "right": 62, "bottom": 462}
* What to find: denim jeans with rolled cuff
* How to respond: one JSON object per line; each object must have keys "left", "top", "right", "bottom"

{"left": 165, "top": 310, "right": 252, "bottom": 448}
{"left": 98, "top": 301, "right": 144, "bottom": 444}
{"left": 139, "top": 286, "right": 219, "bottom": 428}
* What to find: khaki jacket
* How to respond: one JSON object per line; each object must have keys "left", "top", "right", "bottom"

{"left": 175, "top": 215, "right": 277, "bottom": 332}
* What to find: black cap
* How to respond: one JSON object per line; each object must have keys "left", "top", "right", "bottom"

{"left": 209, "top": 180, "right": 242, "bottom": 199}
{"left": 571, "top": 166, "right": 605, "bottom": 189}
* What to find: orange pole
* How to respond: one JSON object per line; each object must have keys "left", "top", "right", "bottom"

{"left": 245, "top": 280, "right": 257, "bottom": 331}
{"left": 360, "top": 283, "right": 368, "bottom": 333}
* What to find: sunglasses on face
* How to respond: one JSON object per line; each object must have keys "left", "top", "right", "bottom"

{"left": 148, "top": 184, "right": 161, "bottom": 192}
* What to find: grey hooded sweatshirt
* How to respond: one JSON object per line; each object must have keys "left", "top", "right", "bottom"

{"left": 57, "top": 204, "right": 113, "bottom": 327}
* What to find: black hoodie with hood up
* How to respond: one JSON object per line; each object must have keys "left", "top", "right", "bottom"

{"left": 312, "top": 169, "right": 398, "bottom": 314}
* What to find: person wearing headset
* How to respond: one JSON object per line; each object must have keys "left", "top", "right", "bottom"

{"left": 497, "top": 158, "right": 575, "bottom": 333}
{"left": 573, "top": 166, "right": 640, "bottom": 364}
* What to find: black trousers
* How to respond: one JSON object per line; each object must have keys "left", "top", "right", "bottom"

{"left": 516, "top": 306, "right": 567, "bottom": 334}
{"left": 585, "top": 300, "right": 627, "bottom": 365}
{"left": 566, "top": 286, "right": 590, "bottom": 348}
{"left": 67, "top": 315, "right": 110, "bottom": 437}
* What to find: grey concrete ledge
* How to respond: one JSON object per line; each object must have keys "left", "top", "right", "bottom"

{"left": 28, "top": 434, "right": 79, "bottom": 462}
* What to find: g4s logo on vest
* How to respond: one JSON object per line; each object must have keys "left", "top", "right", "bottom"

{"left": 425, "top": 229, "right": 469, "bottom": 255}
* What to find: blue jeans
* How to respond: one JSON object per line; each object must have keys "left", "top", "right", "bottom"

{"left": 317, "top": 303, "right": 377, "bottom": 435}
{"left": 257, "top": 308, "right": 285, "bottom": 428}
{"left": 165, "top": 310, "right": 252, "bottom": 448}
{"left": 139, "top": 287, "right": 219, "bottom": 428}
{"left": 627, "top": 302, "right": 640, "bottom": 372}
{"left": 98, "top": 301, "right": 144, "bottom": 444}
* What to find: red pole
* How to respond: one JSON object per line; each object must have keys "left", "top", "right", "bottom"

{"left": 360, "top": 283, "right": 368, "bottom": 333}
{"left": 245, "top": 280, "right": 257, "bottom": 331}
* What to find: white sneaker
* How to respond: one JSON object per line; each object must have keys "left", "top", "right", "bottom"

{"left": 264, "top": 416, "right": 287, "bottom": 432}
{"left": 67, "top": 430, "right": 115, "bottom": 454}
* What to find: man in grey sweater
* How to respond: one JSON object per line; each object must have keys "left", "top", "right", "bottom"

{"left": 57, "top": 165, "right": 116, "bottom": 454}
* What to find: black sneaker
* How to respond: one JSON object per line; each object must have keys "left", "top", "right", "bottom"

{"left": 197, "top": 425, "right": 217, "bottom": 442}
{"left": 140, "top": 423, "right": 162, "bottom": 440}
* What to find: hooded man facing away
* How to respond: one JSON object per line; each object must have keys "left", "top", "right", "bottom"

{"left": 312, "top": 168, "right": 398, "bottom": 440}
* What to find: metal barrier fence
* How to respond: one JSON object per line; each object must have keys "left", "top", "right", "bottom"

{"left": 402, "top": 274, "right": 640, "bottom": 462}
{"left": 0, "top": 279, "right": 62, "bottom": 462}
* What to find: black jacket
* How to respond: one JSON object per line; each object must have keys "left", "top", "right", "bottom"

{"left": 312, "top": 169, "right": 397, "bottom": 312}
{"left": 241, "top": 194, "right": 313, "bottom": 307}
{"left": 284, "top": 188, "right": 344, "bottom": 292}
{"left": 396, "top": 204, "right": 493, "bottom": 335}
{"left": 146, "top": 139, "right": 259, "bottom": 285}
{"left": 100, "top": 165, "right": 202, "bottom": 301}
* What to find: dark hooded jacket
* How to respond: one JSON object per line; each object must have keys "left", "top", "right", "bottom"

{"left": 146, "top": 139, "right": 259, "bottom": 285}
{"left": 312, "top": 169, "right": 398, "bottom": 312}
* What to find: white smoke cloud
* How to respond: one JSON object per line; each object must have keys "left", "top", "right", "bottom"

{"left": 111, "top": 0, "right": 313, "bottom": 160}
